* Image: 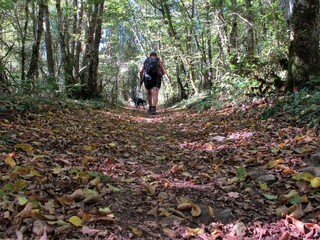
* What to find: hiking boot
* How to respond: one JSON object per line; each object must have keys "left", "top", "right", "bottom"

{"left": 151, "top": 106, "right": 156, "bottom": 115}
{"left": 147, "top": 106, "right": 152, "bottom": 114}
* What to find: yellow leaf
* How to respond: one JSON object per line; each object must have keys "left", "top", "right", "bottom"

{"left": 278, "top": 143, "right": 286, "bottom": 148}
{"left": 311, "top": 177, "right": 320, "bottom": 188}
{"left": 185, "top": 227, "right": 204, "bottom": 237}
{"left": 17, "top": 196, "right": 28, "bottom": 205}
{"left": 108, "top": 142, "right": 117, "bottom": 147}
{"left": 13, "top": 180, "right": 27, "bottom": 191}
{"left": 130, "top": 226, "right": 142, "bottom": 236}
{"left": 29, "top": 169, "right": 42, "bottom": 177}
{"left": 300, "top": 195, "right": 309, "bottom": 203}
{"left": 83, "top": 156, "right": 97, "bottom": 162}
{"left": 14, "top": 143, "right": 33, "bottom": 153}
{"left": 98, "top": 207, "right": 112, "bottom": 215}
{"left": 191, "top": 204, "right": 201, "bottom": 217}
{"left": 259, "top": 182, "right": 268, "bottom": 190}
{"left": 159, "top": 208, "right": 172, "bottom": 217}
{"left": 89, "top": 176, "right": 101, "bottom": 186}
{"left": 83, "top": 145, "right": 93, "bottom": 151}
{"left": 68, "top": 216, "right": 82, "bottom": 227}
{"left": 294, "top": 136, "right": 305, "bottom": 141}
{"left": 268, "top": 158, "right": 284, "bottom": 168}
{"left": 52, "top": 167, "right": 62, "bottom": 174}
{"left": 4, "top": 156, "right": 16, "bottom": 168}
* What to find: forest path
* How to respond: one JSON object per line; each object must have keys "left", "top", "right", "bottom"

{"left": 1, "top": 104, "right": 320, "bottom": 239}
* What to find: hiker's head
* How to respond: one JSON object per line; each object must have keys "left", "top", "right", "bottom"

{"left": 150, "top": 51, "right": 158, "bottom": 58}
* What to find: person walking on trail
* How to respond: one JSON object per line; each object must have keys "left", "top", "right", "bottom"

{"left": 139, "top": 51, "right": 166, "bottom": 114}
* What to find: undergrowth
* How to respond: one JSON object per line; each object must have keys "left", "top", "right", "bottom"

{"left": 0, "top": 93, "right": 109, "bottom": 117}
{"left": 262, "top": 88, "right": 320, "bottom": 129}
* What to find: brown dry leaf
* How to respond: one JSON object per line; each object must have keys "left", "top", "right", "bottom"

{"left": 147, "top": 206, "right": 159, "bottom": 216}
{"left": 83, "top": 156, "right": 97, "bottom": 162}
{"left": 68, "top": 189, "right": 85, "bottom": 201}
{"left": 289, "top": 204, "right": 304, "bottom": 219}
{"left": 15, "top": 202, "right": 33, "bottom": 223}
{"left": 185, "top": 227, "right": 204, "bottom": 237}
{"left": 177, "top": 203, "right": 193, "bottom": 211}
{"left": 268, "top": 158, "right": 284, "bottom": 168}
{"left": 208, "top": 206, "right": 215, "bottom": 219}
{"left": 228, "top": 192, "right": 240, "bottom": 198}
{"left": 286, "top": 216, "right": 306, "bottom": 234}
{"left": 191, "top": 204, "right": 201, "bottom": 217}
{"left": 83, "top": 194, "right": 101, "bottom": 203}
{"left": 81, "top": 226, "right": 102, "bottom": 236}
{"left": 163, "top": 228, "right": 176, "bottom": 239}
{"left": 56, "top": 197, "right": 74, "bottom": 206}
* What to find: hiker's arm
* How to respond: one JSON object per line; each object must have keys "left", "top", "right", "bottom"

{"left": 139, "top": 62, "right": 145, "bottom": 80}
{"left": 160, "top": 61, "right": 166, "bottom": 76}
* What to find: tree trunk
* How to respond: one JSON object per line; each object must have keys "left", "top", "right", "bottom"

{"left": 26, "top": 0, "right": 44, "bottom": 82}
{"left": 245, "top": 0, "right": 254, "bottom": 57}
{"left": 72, "top": 0, "right": 84, "bottom": 81}
{"left": 43, "top": 2, "right": 55, "bottom": 83}
{"left": 286, "top": 0, "right": 320, "bottom": 91}
{"left": 229, "top": 0, "right": 238, "bottom": 64}
{"left": 56, "top": 0, "right": 75, "bottom": 89}
{"left": 21, "top": 0, "right": 29, "bottom": 81}
{"left": 81, "top": 0, "right": 104, "bottom": 98}
{"left": 205, "top": 0, "right": 213, "bottom": 88}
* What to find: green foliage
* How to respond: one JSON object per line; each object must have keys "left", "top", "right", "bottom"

{"left": 262, "top": 83, "right": 320, "bottom": 129}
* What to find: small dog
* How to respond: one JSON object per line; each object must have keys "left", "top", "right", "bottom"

{"left": 133, "top": 97, "right": 146, "bottom": 108}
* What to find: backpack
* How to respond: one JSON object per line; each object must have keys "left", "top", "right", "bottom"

{"left": 144, "top": 57, "right": 160, "bottom": 75}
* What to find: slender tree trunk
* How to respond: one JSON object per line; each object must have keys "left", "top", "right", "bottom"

{"left": 26, "top": 0, "right": 44, "bottom": 82}
{"left": 43, "top": 2, "right": 55, "bottom": 82}
{"left": 245, "top": 0, "right": 254, "bottom": 57}
{"left": 229, "top": 0, "right": 238, "bottom": 64}
{"left": 21, "top": 0, "right": 29, "bottom": 81}
{"left": 56, "top": 0, "right": 75, "bottom": 89}
{"left": 286, "top": 0, "right": 320, "bottom": 91}
{"left": 74, "top": 0, "right": 83, "bottom": 81}
{"left": 205, "top": 0, "right": 213, "bottom": 88}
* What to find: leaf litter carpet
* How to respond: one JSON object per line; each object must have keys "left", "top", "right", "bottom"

{"left": 0, "top": 104, "right": 320, "bottom": 239}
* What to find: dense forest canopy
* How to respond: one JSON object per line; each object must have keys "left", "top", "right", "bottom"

{"left": 0, "top": 0, "right": 319, "bottom": 104}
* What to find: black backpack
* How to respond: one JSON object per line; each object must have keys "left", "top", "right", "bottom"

{"left": 144, "top": 57, "right": 160, "bottom": 75}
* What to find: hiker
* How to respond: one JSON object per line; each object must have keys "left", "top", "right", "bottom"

{"left": 139, "top": 51, "right": 166, "bottom": 114}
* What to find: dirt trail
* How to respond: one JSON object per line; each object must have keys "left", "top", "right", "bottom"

{"left": 1, "top": 105, "right": 320, "bottom": 239}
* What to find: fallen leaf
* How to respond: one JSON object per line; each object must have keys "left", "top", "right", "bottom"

{"left": 130, "top": 226, "right": 142, "bottom": 236}
{"left": 98, "top": 207, "right": 112, "bottom": 215}
{"left": 191, "top": 204, "right": 201, "bottom": 217}
{"left": 233, "top": 222, "right": 247, "bottom": 237}
{"left": 228, "top": 192, "right": 240, "bottom": 198}
{"left": 17, "top": 195, "right": 28, "bottom": 206}
{"left": 268, "top": 158, "right": 284, "bottom": 168}
{"left": 68, "top": 216, "right": 82, "bottom": 227}
{"left": 310, "top": 177, "right": 320, "bottom": 188}
{"left": 4, "top": 156, "right": 16, "bottom": 168}
{"left": 263, "top": 194, "right": 278, "bottom": 200}
{"left": 177, "top": 203, "right": 193, "bottom": 211}
{"left": 14, "top": 143, "right": 33, "bottom": 153}
{"left": 185, "top": 227, "right": 204, "bottom": 237}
